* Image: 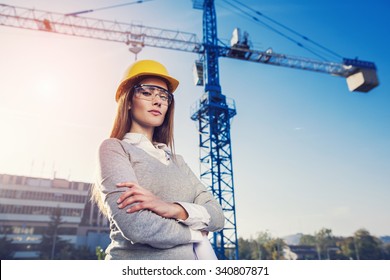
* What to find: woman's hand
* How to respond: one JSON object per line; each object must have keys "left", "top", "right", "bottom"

{"left": 116, "top": 182, "right": 188, "bottom": 220}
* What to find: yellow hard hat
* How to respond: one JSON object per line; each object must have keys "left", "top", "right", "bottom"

{"left": 115, "top": 60, "right": 179, "bottom": 102}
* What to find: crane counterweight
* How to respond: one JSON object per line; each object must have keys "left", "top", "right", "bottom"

{"left": 346, "top": 69, "right": 379, "bottom": 93}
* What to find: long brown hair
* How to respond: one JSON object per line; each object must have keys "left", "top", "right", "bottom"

{"left": 110, "top": 77, "right": 175, "bottom": 150}
{"left": 92, "top": 77, "right": 176, "bottom": 216}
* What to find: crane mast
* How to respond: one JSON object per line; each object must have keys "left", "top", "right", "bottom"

{"left": 0, "top": 2, "right": 379, "bottom": 260}
{"left": 191, "top": 0, "right": 238, "bottom": 260}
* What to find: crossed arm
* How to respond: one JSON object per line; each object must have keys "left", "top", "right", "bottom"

{"left": 96, "top": 139, "right": 224, "bottom": 248}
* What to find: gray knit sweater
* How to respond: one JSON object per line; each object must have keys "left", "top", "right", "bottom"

{"left": 95, "top": 138, "right": 225, "bottom": 260}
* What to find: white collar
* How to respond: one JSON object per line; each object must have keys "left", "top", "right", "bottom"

{"left": 123, "top": 133, "right": 168, "bottom": 149}
{"left": 122, "top": 132, "right": 171, "bottom": 164}
{"left": 123, "top": 132, "right": 150, "bottom": 145}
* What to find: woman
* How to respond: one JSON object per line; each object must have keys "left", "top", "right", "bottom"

{"left": 93, "top": 60, "right": 225, "bottom": 260}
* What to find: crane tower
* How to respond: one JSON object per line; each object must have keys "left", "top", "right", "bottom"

{"left": 191, "top": 0, "right": 238, "bottom": 259}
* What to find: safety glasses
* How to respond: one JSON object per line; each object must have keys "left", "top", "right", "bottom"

{"left": 133, "top": 84, "right": 173, "bottom": 106}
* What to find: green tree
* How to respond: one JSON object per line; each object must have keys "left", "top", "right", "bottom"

{"left": 338, "top": 236, "right": 357, "bottom": 259}
{"left": 262, "top": 238, "right": 286, "bottom": 260}
{"left": 354, "top": 228, "right": 383, "bottom": 260}
{"left": 238, "top": 237, "right": 254, "bottom": 260}
{"left": 253, "top": 231, "right": 272, "bottom": 260}
{"left": 315, "top": 228, "right": 337, "bottom": 260}
{"left": 0, "top": 236, "right": 14, "bottom": 259}
{"left": 299, "top": 234, "right": 316, "bottom": 246}
{"left": 38, "top": 206, "right": 72, "bottom": 259}
{"left": 252, "top": 231, "right": 286, "bottom": 260}
{"left": 96, "top": 246, "right": 106, "bottom": 260}
{"left": 299, "top": 228, "right": 345, "bottom": 259}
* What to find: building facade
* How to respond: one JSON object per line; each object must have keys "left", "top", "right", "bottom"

{"left": 0, "top": 173, "right": 109, "bottom": 259}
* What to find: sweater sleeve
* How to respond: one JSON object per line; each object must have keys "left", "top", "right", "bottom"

{"left": 95, "top": 138, "right": 192, "bottom": 249}
{"left": 176, "top": 155, "right": 225, "bottom": 232}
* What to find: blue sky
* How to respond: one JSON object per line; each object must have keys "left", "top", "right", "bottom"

{"left": 0, "top": 0, "right": 389, "bottom": 239}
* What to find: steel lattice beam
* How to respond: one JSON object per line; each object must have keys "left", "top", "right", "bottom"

{"left": 191, "top": 91, "right": 238, "bottom": 260}
{"left": 0, "top": 3, "right": 202, "bottom": 53}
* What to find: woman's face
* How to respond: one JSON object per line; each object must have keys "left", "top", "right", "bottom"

{"left": 130, "top": 77, "right": 170, "bottom": 132}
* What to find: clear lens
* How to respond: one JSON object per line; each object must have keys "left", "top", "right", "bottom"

{"left": 134, "top": 85, "right": 172, "bottom": 105}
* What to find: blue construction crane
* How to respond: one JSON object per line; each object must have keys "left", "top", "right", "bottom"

{"left": 191, "top": 0, "right": 239, "bottom": 260}
{"left": 0, "top": 1, "right": 379, "bottom": 260}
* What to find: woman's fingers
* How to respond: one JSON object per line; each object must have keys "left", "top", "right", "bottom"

{"left": 117, "top": 187, "right": 155, "bottom": 207}
{"left": 116, "top": 183, "right": 150, "bottom": 204}
{"left": 118, "top": 193, "right": 172, "bottom": 217}
{"left": 118, "top": 194, "right": 145, "bottom": 208}
{"left": 117, "top": 189, "right": 139, "bottom": 203}
{"left": 116, "top": 182, "right": 137, "bottom": 188}
{"left": 126, "top": 202, "right": 148, "bottom": 213}
{"left": 117, "top": 190, "right": 133, "bottom": 204}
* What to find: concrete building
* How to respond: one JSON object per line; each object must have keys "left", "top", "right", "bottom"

{"left": 0, "top": 173, "right": 109, "bottom": 259}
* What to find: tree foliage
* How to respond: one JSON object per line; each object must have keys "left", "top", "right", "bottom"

{"left": 38, "top": 206, "right": 72, "bottom": 259}
{"left": 0, "top": 236, "right": 14, "bottom": 259}
{"left": 238, "top": 231, "right": 286, "bottom": 260}
{"left": 96, "top": 246, "right": 106, "bottom": 260}
{"left": 354, "top": 228, "right": 383, "bottom": 260}
{"left": 238, "top": 228, "right": 389, "bottom": 260}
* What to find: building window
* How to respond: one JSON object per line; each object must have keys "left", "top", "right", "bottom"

{"left": 15, "top": 176, "right": 23, "bottom": 185}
